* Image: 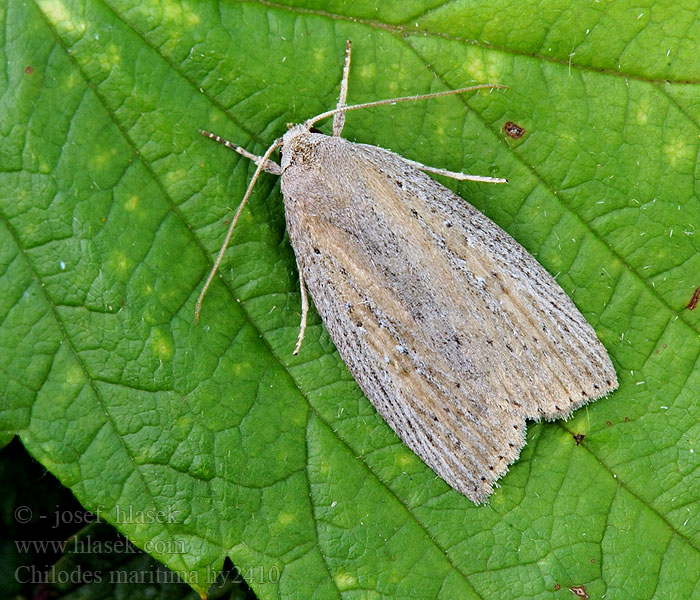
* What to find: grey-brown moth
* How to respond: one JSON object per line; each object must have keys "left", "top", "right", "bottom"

{"left": 196, "top": 42, "right": 618, "bottom": 504}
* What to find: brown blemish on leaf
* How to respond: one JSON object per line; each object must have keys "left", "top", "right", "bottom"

{"left": 569, "top": 585, "right": 589, "bottom": 599}
{"left": 504, "top": 121, "right": 525, "bottom": 138}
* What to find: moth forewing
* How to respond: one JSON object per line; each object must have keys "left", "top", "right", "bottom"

{"left": 280, "top": 133, "right": 617, "bottom": 502}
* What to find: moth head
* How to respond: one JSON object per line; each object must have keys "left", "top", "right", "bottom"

{"left": 280, "top": 123, "right": 323, "bottom": 170}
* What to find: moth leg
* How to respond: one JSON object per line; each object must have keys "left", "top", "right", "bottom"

{"left": 199, "top": 130, "right": 282, "bottom": 175}
{"left": 293, "top": 271, "right": 310, "bottom": 355}
{"left": 403, "top": 157, "right": 508, "bottom": 184}
{"left": 332, "top": 40, "right": 352, "bottom": 137}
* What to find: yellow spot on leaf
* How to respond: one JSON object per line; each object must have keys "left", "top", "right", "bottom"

{"left": 162, "top": 0, "right": 188, "bottom": 25}
{"left": 663, "top": 138, "right": 693, "bottom": 167}
{"left": 636, "top": 106, "right": 648, "bottom": 125}
{"left": 316, "top": 460, "right": 330, "bottom": 476}
{"left": 465, "top": 56, "right": 486, "bottom": 82}
{"left": 231, "top": 362, "right": 252, "bottom": 377}
{"left": 165, "top": 169, "right": 186, "bottom": 185}
{"left": 397, "top": 452, "right": 414, "bottom": 468}
{"left": 97, "top": 44, "right": 121, "bottom": 72}
{"left": 38, "top": 0, "right": 86, "bottom": 35}
{"left": 90, "top": 148, "right": 118, "bottom": 170}
{"left": 66, "top": 364, "right": 84, "bottom": 385}
{"left": 125, "top": 196, "right": 139, "bottom": 211}
{"left": 63, "top": 71, "right": 81, "bottom": 90}
{"left": 278, "top": 512, "right": 295, "bottom": 526}
{"left": 333, "top": 571, "right": 357, "bottom": 591}
{"left": 152, "top": 330, "right": 174, "bottom": 361}
{"left": 186, "top": 10, "right": 201, "bottom": 26}
{"left": 358, "top": 63, "right": 376, "bottom": 81}
{"left": 109, "top": 250, "right": 129, "bottom": 274}
{"left": 485, "top": 54, "right": 506, "bottom": 81}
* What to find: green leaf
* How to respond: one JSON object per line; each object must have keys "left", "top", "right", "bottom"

{"left": 1, "top": 1, "right": 698, "bottom": 598}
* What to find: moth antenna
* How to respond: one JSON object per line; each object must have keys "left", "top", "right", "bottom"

{"left": 332, "top": 40, "right": 352, "bottom": 137}
{"left": 199, "top": 130, "right": 282, "bottom": 175}
{"left": 293, "top": 273, "right": 310, "bottom": 355}
{"left": 195, "top": 137, "right": 283, "bottom": 323}
{"left": 306, "top": 83, "right": 508, "bottom": 129}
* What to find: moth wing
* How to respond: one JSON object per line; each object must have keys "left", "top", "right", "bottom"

{"left": 281, "top": 133, "right": 617, "bottom": 502}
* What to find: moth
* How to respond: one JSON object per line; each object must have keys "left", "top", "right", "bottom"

{"left": 196, "top": 42, "right": 618, "bottom": 503}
